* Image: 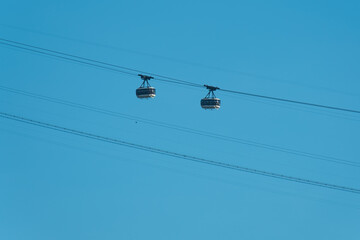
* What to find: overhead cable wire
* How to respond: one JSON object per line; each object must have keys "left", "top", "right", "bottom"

{"left": 3, "top": 25, "right": 359, "bottom": 99}
{"left": 0, "top": 38, "right": 359, "bottom": 113}
{"left": 221, "top": 90, "right": 360, "bottom": 122}
{"left": 1, "top": 111, "right": 359, "bottom": 194}
{"left": 0, "top": 41, "right": 138, "bottom": 77}
{"left": 0, "top": 38, "right": 203, "bottom": 88}
{"left": 1, "top": 85, "right": 359, "bottom": 168}
{"left": 219, "top": 89, "right": 360, "bottom": 114}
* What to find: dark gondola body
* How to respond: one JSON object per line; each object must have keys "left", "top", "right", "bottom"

{"left": 136, "top": 87, "right": 156, "bottom": 98}
{"left": 201, "top": 98, "right": 221, "bottom": 109}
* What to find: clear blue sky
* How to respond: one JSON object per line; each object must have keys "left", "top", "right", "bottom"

{"left": 1, "top": 0, "right": 360, "bottom": 239}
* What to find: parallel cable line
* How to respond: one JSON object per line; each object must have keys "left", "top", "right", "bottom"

{"left": 219, "top": 89, "right": 360, "bottom": 114}
{"left": 1, "top": 111, "right": 359, "bottom": 194}
{"left": 1, "top": 38, "right": 359, "bottom": 114}
{"left": 0, "top": 38, "right": 203, "bottom": 88}
{"left": 0, "top": 42, "right": 138, "bottom": 77}
{"left": 1, "top": 85, "right": 359, "bottom": 168}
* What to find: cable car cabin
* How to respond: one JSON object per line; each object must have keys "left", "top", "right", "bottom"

{"left": 201, "top": 85, "right": 221, "bottom": 109}
{"left": 136, "top": 74, "right": 156, "bottom": 99}
{"left": 201, "top": 98, "right": 221, "bottom": 109}
{"left": 136, "top": 87, "right": 156, "bottom": 99}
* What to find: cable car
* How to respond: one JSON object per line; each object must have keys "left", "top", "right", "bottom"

{"left": 201, "top": 85, "right": 221, "bottom": 109}
{"left": 136, "top": 74, "right": 156, "bottom": 99}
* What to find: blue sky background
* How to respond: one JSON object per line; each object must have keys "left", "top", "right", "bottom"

{"left": 1, "top": 0, "right": 360, "bottom": 239}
